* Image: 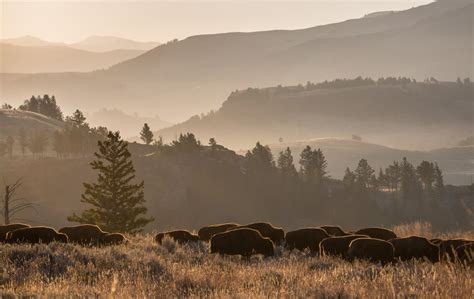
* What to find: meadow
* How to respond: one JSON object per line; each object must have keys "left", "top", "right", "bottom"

{"left": 0, "top": 223, "right": 473, "bottom": 298}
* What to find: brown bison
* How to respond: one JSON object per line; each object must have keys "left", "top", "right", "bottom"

{"left": 103, "top": 233, "right": 128, "bottom": 245}
{"left": 354, "top": 227, "right": 397, "bottom": 241}
{"left": 348, "top": 238, "right": 395, "bottom": 264}
{"left": 6, "top": 226, "right": 68, "bottom": 244}
{"left": 0, "top": 223, "right": 30, "bottom": 242}
{"left": 59, "top": 224, "right": 107, "bottom": 245}
{"left": 198, "top": 223, "right": 239, "bottom": 241}
{"left": 439, "top": 239, "right": 473, "bottom": 262}
{"left": 229, "top": 222, "right": 284, "bottom": 245}
{"left": 155, "top": 230, "right": 199, "bottom": 245}
{"left": 319, "top": 234, "right": 368, "bottom": 258}
{"left": 455, "top": 243, "right": 474, "bottom": 264}
{"left": 388, "top": 236, "right": 439, "bottom": 263}
{"left": 319, "top": 225, "right": 348, "bottom": 237}
{"left": 211, "top": 228, "right": 274, "bottom": 257}
{"left": 285, "top": 228, "right": 329, "bottom": 253}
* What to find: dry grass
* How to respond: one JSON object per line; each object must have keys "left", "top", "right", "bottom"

{"left": 1, "top": 230, "right": 473, "bottom": 298}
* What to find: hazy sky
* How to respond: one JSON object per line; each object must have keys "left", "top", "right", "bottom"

{"left": 1, "top": 0, "right": 433, "bottom": 43}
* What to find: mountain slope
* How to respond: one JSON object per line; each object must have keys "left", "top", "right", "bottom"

{"left": 0, "top": 43, "right": 145, "bottom": 73}
{"left": 0, "top": 108, "right": 64, "bottom": 137}
{"left": 0, "top": 0, "right": 472, "bottom": 120}
{"left": 157, "top": 80, "right": 473, "bottom": 150}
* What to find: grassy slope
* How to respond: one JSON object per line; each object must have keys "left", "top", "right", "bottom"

{"left": 0, "top": 224, "right": 472, "bottom": 297}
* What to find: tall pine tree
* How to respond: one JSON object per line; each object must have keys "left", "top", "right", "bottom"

{"left": 140, "top": 123, "right": 154, "bottom": 145}
{"left": 68, "top": 131, "right": 153, "bottom": 233}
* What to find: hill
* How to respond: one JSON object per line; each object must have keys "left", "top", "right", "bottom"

{"left": 71, "top": 35, "right": 160, "bottom": 52}
{"left": 0, "top": 0, "right": 472, "bottom": 120}
{"left": 157, "top": 80, "right": 474, "bottom": 150}
{"left": 0, "top": 108, "right": 63, "bottom": 135}
{"left": 266, "top": 138, "right": 474, "bottom": 186}
{"left": 0, "top": 43, "right": 145, "bottom": 73}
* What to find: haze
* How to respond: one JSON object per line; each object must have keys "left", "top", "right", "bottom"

{"left": 2, "top": 1, "right": 432, "bottom": 43}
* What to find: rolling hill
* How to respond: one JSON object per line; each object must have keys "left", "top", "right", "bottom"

{"left": 0, "top": 0, "right": 472, "bottom": 120}
{"left": 0, "top": 43, "right": 146, "bottom": 73}
{"left": 157, "top": 80, "right": 474, "bottom": 150}
{"left": 71, "top": 35, "right": 160, "bottom": 52}
{"left": 0, "top": 108, "right": 64, "bottom": 135}
{"left": 267, "top": 138, "right": 474, "bottom": 186}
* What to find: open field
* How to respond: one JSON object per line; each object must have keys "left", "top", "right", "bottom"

{"left": 1, "top": 224, "right": 473, "bottom": 298}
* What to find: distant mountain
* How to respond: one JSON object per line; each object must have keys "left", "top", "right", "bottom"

{"left": 87, "top": 108, "right": 171, "bottom": 139}
{"left": 0, "top": 35, "right": 64, "bottom": 47}
{"left": 71, "top": 36, "right": 160, "bottom": 52}
{"left": 0, "top": 0, "right": 472, "bottom": 120}
{"left": 157, "top": 80, "right": 474, "bottom": 150}
{"left": 266, "top": 138, "right": 474, "bottom": 186}
{"left": 0, "top": 43, "right": 145, "bottom": 73}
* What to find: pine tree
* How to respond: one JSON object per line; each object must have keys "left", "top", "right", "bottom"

{"left": 277, "top": 147, "right": 297, "bottom": 177}
{"left": 433, "top": 163, "right": 444, "bottom": 197}
{"left": 355, "top": 159, "right": 375, "bottom": 189}
{"left": 140, "top": 123, "right": 154, "bottom": 145}
{"left": 68, "top": 131, "right": 154, "bottom": 233}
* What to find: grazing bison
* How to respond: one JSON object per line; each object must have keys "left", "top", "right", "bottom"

{"left": 439, "top": 239, "right": 473, "bottom": 262}
{"left": 0, "top": 223, "right": 30, "bottom": 242}
{"left": 155, "top": 230, "right": 199, "bottom": 245}
{"left": 320, "top": 234, "right": 368, "bottom": 258}
{"left": 211, "top": 228, "right": 274, "bottom": 257}
{"left": 59, "top": 224, "right": 107, "bottom": 245}
{"left": 198, "top": 223, "right": 239, "bottom": 241}
{"left": 319, "top": 225, "right": 348, "bottom": 237}
{"left": 230, "top": 222, "right": 284, "bottom": 245}
{"left": 103, "top": 233, "right": 128, "bottom": 245}
{"left": 355, "top": 227, "right": 397, "bottom": 241}
{"left": 388, "top": 236, "right": 439, "bottom": 263}
{"left": 348, "top": 238, "right": 395, "bottom": 264}
{"left": 285, "top": 228, "right": 329, "bottom": 253}
{"left": 455, "top": 243, "right": 474, "bottom": 264}
{"left": 6, "top": 226, "right": 68, "bottom": 244}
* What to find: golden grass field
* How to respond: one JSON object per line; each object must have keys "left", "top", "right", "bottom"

{"left": 0, "top": 222, "right": 473, "bottom": 298}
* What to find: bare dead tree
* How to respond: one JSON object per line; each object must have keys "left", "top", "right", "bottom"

{"left": 2, "top": 178, "right": 37, "bottom": 224}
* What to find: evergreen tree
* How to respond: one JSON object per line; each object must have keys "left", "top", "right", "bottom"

{"left": 299, "top": 146, "right": 328, "bottom": 184}
{"left": 433, "top": 163, "right": 444, "bottom": 197}
{"left": 400, "top": 157, "right": 419, "bottom": 200}
{"left": 416, "top": 161, "right": 435, "bottom": 193}
{"left": 343, "top": 167, "right": 356, "bottom": 189}
{"left": 140, "top": 123, "right": 154, "bottom": 145}
{"left": 245, "top": 142, "right": 275, "bottom": 176}
{"left": 355, "top": 159, "right": 375, "bottom": 189}
{"left": 277, "top": 147, "right": 297, "bottom": 177}
{"left": 68, "top": 131, "right": 153, "bottom": 233}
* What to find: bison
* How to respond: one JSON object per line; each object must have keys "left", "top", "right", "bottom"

{"left": 348, "top": 238, "right": 395, "bottom": 264}
{"left": 388, "top": 236, "right": 439, "bottom": 263}
{"left": 198, "top": 223, "right": 239, "bottom": 241}
{"left": 211, "top": 228, "right": 274, "bottom": 257}
{"left": 59, "top": 224, "right": 107, "bottom": 245}
{"left": 439, "top": 239, "right": 473, "bottom": 262}
{"left": 319, "top": 234, "right": 368, "bottom": 258}
{"left": 430, "top": 238, "right": 443, "bottom": 245}
{"left": 6, "top": 226, "right": 68, "bottom": 244}
{"left": 103, "top": 233, "right": 128, "bottom": 245}
{"left": 0, "top": 223, "right": 30, "bottom": 242}
{"left": 319, "top": 225, "right": 348, "bottom": 237}
{"left": 285, "top": 228, "right": 329, "bottom": 253}
{"left": 229, "top": 222, "right": 284, "bottom": 245}
{"left": 354, "top": 227, "right": 397, "bottom": 241}
{"left": 155, "top": 230, "right": 199, "bottom": 245}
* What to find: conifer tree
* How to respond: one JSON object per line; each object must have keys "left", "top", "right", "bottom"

{"left": 68, "top": 131, "right": 153, "bottom": 233}
{"left": 140, "top": 123, "right": 154, "bottom": 145}
{"left": 277, "top": 147, "right": 297, "bottom": 177}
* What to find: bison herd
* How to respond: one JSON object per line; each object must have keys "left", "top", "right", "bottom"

{"left": 1, "top": 222, "right": 473, "bottom": 265}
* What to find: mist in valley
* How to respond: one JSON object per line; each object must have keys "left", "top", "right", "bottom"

{"left": 0, "top": 0, "right": 473, "bottom": 297}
